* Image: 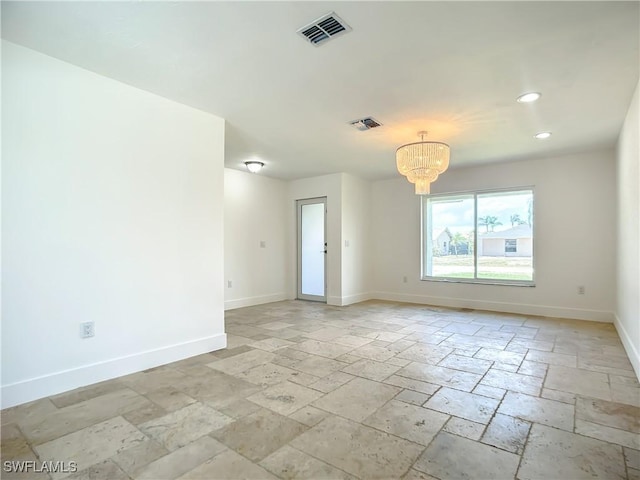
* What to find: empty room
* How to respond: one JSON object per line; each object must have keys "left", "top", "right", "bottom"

{"left": 2, "top": 1, "right": 639, "bottom": 479}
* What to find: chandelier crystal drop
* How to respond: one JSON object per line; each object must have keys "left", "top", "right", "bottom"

{"left": 396, "top": 131, "right": 450, "bottom": 195}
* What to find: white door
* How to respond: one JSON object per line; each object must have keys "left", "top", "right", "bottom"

{"left": 297, "top": 198, "right": 327, "bottom": 302}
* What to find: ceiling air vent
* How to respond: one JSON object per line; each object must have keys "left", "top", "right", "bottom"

{"left": 350, "top": 117, "right": 382, "bottom": 131}
{"left": 297, "top": 12, "right": 352, "bottom": 46}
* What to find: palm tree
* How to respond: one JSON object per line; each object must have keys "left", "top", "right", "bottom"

{"left": 450, "top": 232, "right": 466, "bottom": 256}
{"left": 481, "top": 215, "right": 502, "bottom": 232}
{"left": 510, "top": 213, "right": 523, "bottom": 227}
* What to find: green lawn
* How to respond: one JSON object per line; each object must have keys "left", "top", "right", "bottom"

{"left": 431, "top": 254, "right": 533, "bottom": 281}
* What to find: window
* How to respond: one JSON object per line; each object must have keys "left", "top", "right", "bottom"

{"left": 422, "top": 188, "right": 534, "bottom": 285}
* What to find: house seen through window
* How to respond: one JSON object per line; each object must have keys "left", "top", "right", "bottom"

{"left": 422, "top": 188, "right": 534, "bottom": 284}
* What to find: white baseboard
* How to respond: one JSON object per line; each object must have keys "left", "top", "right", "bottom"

{"left": 336, "top": 293, "right": 374, "bottom": 306}
{"left": 371, "top": 291, "right": 614, "bottom": 323}
{"left": 614, "top": 313, "right": 640, "bottom": 380}
{"left": 224, "top": 293, "right": 288, "bottom": 310}
{"left": 1, "top": 333, "right": 227, "bottom": 409}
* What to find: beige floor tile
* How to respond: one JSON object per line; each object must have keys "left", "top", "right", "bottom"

{"left": 288, "top": 406, "right": 329, "bottom": 427}
{"left": 135, "top": 436, "right": 227, "bottom": 480}
{"left": 403, "top": 469, "right": 439, "bottom": 480}
{"left": 364, "top": 399, "right": 449, "bottom": 445}
{"left": 120, "top": 369, "right": 187, "bottom": 396}
{"left": 424, "top": 387, "right": 499, "bottom": 424}
{"left": 308, "top": 371, "right": 355, "bottom": 393}
{"left": 397, "top": 362, "right": 482, "bottom": 392}
{"left": 291, "top": 416, "right": 424, "bottom": 479}
{"left": 396, "top": 344, "right": 453, "bottom": 365}
{"left": 49, "top": 381, "right": 124, "bottom": 409}
{"left": 472, "top": 384, "right": 506, "bottom": 400}
{"left": 311, "top": 377, "right": 400, "bottom": 422}
{"left": 437, "top": 354, "right": 493, "bottom": 375}
{"left": 139, "top": 403, "right": 234, "bottom": 451}
{"left": 442, "top": 416, "right": 485, "bottom": 440}
{"left": 290, "top": 339, "right": 354, "bottom": 359}
{"left": 545, "top": 365, "right": 611, "bottom": 400}
{"left": 341, "top": 358, "right": 401, "bottom": 382}
{"left": 20, "top": 389, "right": 150, "bottom": 445}
{"left": 348, "top": 344, "right": 397, "bottom": 362}
{"left": 413, "top": 432, "right": 519, "bottom": 479}
{"left": 498, "top": 391, "right": 574, "bottom": 431}
{"left": 332, "top": 335, "right": 374, "bottom": 348}
{"left": 247, "top": 381, "right": 323, "bottom": 416}
{"left": 66, "top": 460, "right": 129, "bottom": 480}
{"left": 302, "top": 327, "right": 351, "bottom": 341}
{"left": 517, "top": 360, "right": 548, "bottom": 378}
{"left": 365, "top": 331, "right": 407, "bottom": 343}
{"left": 625, "top": 447, "right": 640, "bottom": 470}
{"left": 35, "top": 416, "right": 146, "bottom": 479}
{"left": 443, "top": 333, "right": 511, "bottom": 350}
{"left": 525, "top": 349, "right": 577, "bottom": 367}
{"left": 540, "top": 387, "right": 576, "bottom": 404}
{"left": 212, "top": 408, "right": 307, "bottom": 462}
{"left": 235, "top": 362, "right": 305, "bottom": 387}
{"left": 576, "top": 396, "right": 639, "bottom": 433}
{"left": 576, "top": 419, "right": 640, "bottom": 449}
{"left": 178, "top": 449, "right": 277, "bottom": 479}
{"left": 611, "top": 383, "right": 640, "bottom": 407}
{"left": 290, "top": 355, "right": 349, "bottom": 377}
{"left": 481, "top": 413, "right": 530, "bottom": 454}
{"left": 383, "top": 375, "right": 441, "bottom": 395}
{"left": 145, "top": 387, "right": 196, "bottom": 412}
{"left": 473, "top": 347, "right": 525, "bottom": 365}
{"left": 394, "top": 389, "right": 431, "bottom": 406}
{"left": 480, "top": 369, "right": 542, "bottom": 396}
{"left": 248, "top": 338, "right": 295, "bottom": 352}
{"left": 1, "top": 423, "right": 37, "bottom": 462}
{"left": 110, "top": 439, "right": 168, "bottom": 476}
{"left": 260, "top": 445, "right": 354, "bottom": 480}
{"left": 1, "top": 398, "right": 58, "bottom": 427}
{"left": 206, "top": 349, "right": 275, "bottom": 375}
{"left": 518, "top": 424, "right": 625, "bottom": 480}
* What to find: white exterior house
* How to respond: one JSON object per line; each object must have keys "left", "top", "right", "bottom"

{"left": 434, "top": 228, "right": 452, "bottom": 255}
{"left": 477, "top": 225, "right": 533, "bottom": 257}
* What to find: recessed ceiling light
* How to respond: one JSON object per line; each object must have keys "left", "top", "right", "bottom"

{"left": 517, "top": 92, "right": 541, "bottom": 103}
{"left": 534, "top": 132, "right": 552, "bottom": 139}
{"left": 244, "top": 161, "right": 264, "bottom": 173}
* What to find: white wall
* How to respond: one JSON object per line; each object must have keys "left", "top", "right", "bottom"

{"left": 341, "top": 174, "right": 373, "bottom": 304}
{"left": 616, "top": 79, "right": 640, "bottom": 378}
{"left": 2, "top": 42, "right": 226, "bottom": 408}
{"left": 288, "top": 174, "right": 343, "bottom": 305}
{"left": 372, "top": 150, "right": 617, "bottom": 322}
{"left": 224, "top": 169, "right": 289, "bottom": 309}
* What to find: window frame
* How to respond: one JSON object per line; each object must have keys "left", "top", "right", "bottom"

{"left": 420, "top": 186, "right": 535, "bottom": 287}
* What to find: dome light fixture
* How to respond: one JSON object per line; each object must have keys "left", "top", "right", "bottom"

{"left": 517, "top": 92, "right": 541, "bottom": 103}
{"left": 244, "top": 161, "right": 264, "bottom": 173}
{"left": 396, "top": 131, "right": 450, "bottom": 195}
{"left": 534, "top": 132, "right": 552, "bottom": 139}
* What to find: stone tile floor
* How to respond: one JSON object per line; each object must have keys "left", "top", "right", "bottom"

{"left": 2, "top": 300, "right": 639, "bottom": 479}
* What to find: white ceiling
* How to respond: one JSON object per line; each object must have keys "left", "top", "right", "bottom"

{"left": 2, "top": 1, "right": 639, "bottom": 181}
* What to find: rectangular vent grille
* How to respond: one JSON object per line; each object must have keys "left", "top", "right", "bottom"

{"left": 350, "top": 117, "right": 382, "bottom": 131}
{"left": 297, "top": 12, "right": 352, "bottom": 46}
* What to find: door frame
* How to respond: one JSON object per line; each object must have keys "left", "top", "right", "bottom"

{"left": 296, "top": 197, "right": 327, "bottom": 302}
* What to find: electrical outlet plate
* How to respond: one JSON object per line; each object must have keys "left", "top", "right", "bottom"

{"left": 80, "top": 322, "right": 95, "bottom": 338}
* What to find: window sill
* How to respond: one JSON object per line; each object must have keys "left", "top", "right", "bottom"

{"left": 420, "top": 277, "right": 535, "bottom": 287}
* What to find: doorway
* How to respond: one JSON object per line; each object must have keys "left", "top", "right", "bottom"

{"left": 297, "top": 197, "right": 327, "bottom": 302}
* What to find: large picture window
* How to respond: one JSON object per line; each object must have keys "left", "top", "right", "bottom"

{"left": 422, "top": 188, "right": 534, "bottom": 285}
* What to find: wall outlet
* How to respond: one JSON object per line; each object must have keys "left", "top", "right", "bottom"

{"left": 80, "top": 322, "right": 95, "bottom": 338}
{"left": 344, "top": 240, "right": 350, "bottom": 247}
{"left": 260, "top": 241, "right": 266, "bottom": 248}
{"left": 403, "top": 276, "right": 408, "bottom": 283}
{"left": 227, "top": 280, "right": 233, "bottom": 288}
{"left": 577, "top": 286, "right": 585, "bottom": 295}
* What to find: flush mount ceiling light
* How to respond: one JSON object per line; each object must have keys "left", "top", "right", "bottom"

{"left": 534, "top": 132, "right": 552, "bottom": 139}
{"left": 396, "top": 131, "right": 450, "bottom": 195}
{"left": 517, "top": 92, "right": 541, "bottom": 103}
{"left": 244, "top": 161, "right": 264, "bottom": 173}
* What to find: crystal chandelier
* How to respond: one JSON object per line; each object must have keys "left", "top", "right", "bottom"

{"left": 396, "top": 131, "right": 450, "bottom": 195}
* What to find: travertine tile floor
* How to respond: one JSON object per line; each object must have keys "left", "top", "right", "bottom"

{"left": 2, "top": 300, "right": 639, "bottom": 479}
